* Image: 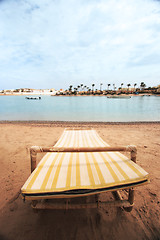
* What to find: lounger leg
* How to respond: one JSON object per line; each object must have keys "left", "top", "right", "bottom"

{"left": 31, "top": 200, "right": 38, "bottom": 213}
{"left": 112, "top": 191, "right": 122, "bottom": 202}
{"left": 30, "top": 149, "right": 37, "bottom": 173}
{"left": 112, "top": 189, "right": 134, "bottom": 212}
{"left": 124, "top": 188, "right": 134, "bottom": 212}
{"left": 123, "top": 146, "right": 136, "bottom": 212}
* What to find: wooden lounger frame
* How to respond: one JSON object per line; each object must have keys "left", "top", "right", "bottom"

{"left": 29, "top": 145, "right": 137, "bottom": 212}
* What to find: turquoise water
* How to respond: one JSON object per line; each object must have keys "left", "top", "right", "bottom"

{"left": 0, "top": 95, "right": 159, "bottom": 122}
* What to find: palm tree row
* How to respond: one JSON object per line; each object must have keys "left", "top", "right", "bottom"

{"left": 107, "top": 83, "right": 138, "bottom": 91}
{"left": 68, "top": 82, "right": 146, "bottom": 93}
{"left": 63, "top": 82, "right": 149, "bottom": 97}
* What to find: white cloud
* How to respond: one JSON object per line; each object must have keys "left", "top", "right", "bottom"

{"left": 0, "top": 0, "right": 160, "bottom": 90}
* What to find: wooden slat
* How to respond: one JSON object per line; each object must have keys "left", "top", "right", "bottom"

{"left": 30, "top": 146, "right": 137, "bottom": 153}
{"left": 31, "top": 199, "right": 133, "bottom": 210}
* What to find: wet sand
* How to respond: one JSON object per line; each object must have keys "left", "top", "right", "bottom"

{"left": 0, "top": 122, "right": 159, "bottom": 240}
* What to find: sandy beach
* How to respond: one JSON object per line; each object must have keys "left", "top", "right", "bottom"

{"left": 0, "top": 122, "right": 159, "bottom": 240}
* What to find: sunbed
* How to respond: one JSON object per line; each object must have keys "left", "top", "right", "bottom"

{"left": 21, "top": 129, "right": 149, "bottom": 212}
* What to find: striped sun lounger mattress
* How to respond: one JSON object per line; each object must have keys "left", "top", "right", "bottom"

{"left": 21, "top": 129, "right": 149, "bottom": 200}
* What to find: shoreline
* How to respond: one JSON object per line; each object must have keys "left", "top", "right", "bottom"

{"left": 0, "top": 93, "right": 159, "bottom": 96}
{"left": 0, "top": 120, "right": 160, "bottom": 126}
{"left": 0, "top": 92, "right": 159, "bottom": 97}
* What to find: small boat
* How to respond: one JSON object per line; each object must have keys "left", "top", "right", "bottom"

{"left": 107, "top": 95, "right": 131, "bottom": 99}
{"left": 25, "top": 96, "right": 41, "bottom": 100}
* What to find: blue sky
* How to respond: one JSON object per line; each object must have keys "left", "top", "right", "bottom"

{"left": 0, "top": 0, "right": 160, "bottom": 90}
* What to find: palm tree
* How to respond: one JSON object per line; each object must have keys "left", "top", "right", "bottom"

{"left": 77, "top": 85, "right": 80, "bottom": 94}
{"left": 140, "top": 82, "right": 146, "bottom": 90}
{"left": 107, "top": 84, "right": 111, "bottom": 90}
{"left": 73, "top": 87, "right": 77, "bottom": 95}
{"left": 127, "top": 83, "right": 131, "bottom": 92}
{"left": 121, "top": 83, "right": 124, "bottom": 88}
{"left": 80, "top": 84, "right": 83, "bottom": 91}
{"left": 84, "top": 85, "right": 87, "bottom": 92}
{"left": 134, "top": 83, "right": 137, "bottom": 91}
{"left": 92, "top": 84, "right": 95, "bottom": 94}
{"left": 69, "top": 85, "right": 73, "bottom": 93}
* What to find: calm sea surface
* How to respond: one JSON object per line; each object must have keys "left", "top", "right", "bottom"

{"left": 0, "top": 95, "right": 159, "bottom": 122}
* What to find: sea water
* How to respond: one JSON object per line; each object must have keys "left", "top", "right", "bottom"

{"left": 0, "top": 95, "right": 159, "bottom": 122}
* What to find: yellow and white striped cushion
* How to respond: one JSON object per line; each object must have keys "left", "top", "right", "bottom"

{"left": 21, "top": 129, "right": 149, "bottom": 199}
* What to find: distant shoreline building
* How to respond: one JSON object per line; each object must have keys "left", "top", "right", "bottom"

{"left": 0, "top": 88, "right": 60, "bottom": 95}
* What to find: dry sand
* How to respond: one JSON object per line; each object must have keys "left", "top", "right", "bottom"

{"left": 0, "top": 122, "right": 159, "bottom": 240}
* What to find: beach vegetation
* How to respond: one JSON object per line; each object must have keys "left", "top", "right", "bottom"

{"left": 92, "top": 84, "right": 95, "bottom": 94}
{"left": 69, "top": 85, "right": 73, "bottom": 93}
{"left": 134, "top": 83, "right": 137, "bottom": 90}
{"left": 13, "top": 89, "right": 20, "bottom": 93}
{"left": 100, "top": 83, "right": 103, "bottom": 93}
{"left": 80, "top": 84, "right": 83, "bottom": 91}
{"left": 127, "top": 83, "right": 131, "bottom": 92}
{"left": 118, "top": 87, "right": 122, "bottom": 91}
{"left": 140, "top": 82, "right": 146, "bottom": 90}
